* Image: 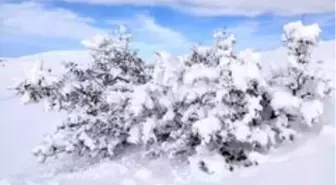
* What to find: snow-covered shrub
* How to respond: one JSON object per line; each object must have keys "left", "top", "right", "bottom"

{"left": 15, "top": 60, "right": 56, "bottom": 104}
{"left": 268, "top": 21, "right": 333, "bottom": 142}
{"left": 134, "top": 31, "right": 274, "bottom": 172}
{"left": 14, "top": 22, "right": 332, "bottom": 173}
{"left": 180, "top": 33, "right": 272, "bottom": 172}
{"left": 15, "top": 27, "right": 149, "bottom": 162}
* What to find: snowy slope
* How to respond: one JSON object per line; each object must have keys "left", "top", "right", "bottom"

{"left": 0, "top": 50, "right": 90, "bottom": 179}
{"left": 0, "top": 42, "right": 334, "bottom": 185}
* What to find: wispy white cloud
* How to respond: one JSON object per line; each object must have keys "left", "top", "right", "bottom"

{"left": 0, "top": 2, "right": 191, "bottom": 59}
{"left": 107, "top": 14, "right": 191, "bottom": 60}
{"left": 108, "top": 14, "right": 188, "bottom": 45}
{"left": 0, "top": 2, "right": 104, "bottom": 40}
{"left": 63, "top": 0, "right": 335, "bottom": 17}
{"left": 0, "top": 1, "right": 333, "bottom": 58}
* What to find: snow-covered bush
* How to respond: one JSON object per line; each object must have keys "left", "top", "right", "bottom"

{"left": 14, "top": 22, "right": 332, "bottom": 173}
{"left": 15, "top": 27, "right": 149, "bottom": 162}
{"left": 15, "top": 60, "right": 56, "bottom": 104}
{"left": 116, "top": 31, "right": 272, "bottom": 172}
{"left": 168, "top": 32, "right": 270, "bottom": 171}
{"left": 268, "top": 21, "right": 333, "bottom": 142}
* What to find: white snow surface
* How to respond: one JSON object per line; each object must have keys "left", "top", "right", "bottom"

{"left": 193, "top": 116, "right": 222, "bottom": 143}
{"left": 0, "top": 41, "right": 334, "bottom": 184}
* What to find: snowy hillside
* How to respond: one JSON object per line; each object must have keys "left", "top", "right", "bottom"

{"left": 0, "top": 50, "right": 90, "bottom": 180}
{"left": 0, "top": 40, "right": 334, "bottom": 185}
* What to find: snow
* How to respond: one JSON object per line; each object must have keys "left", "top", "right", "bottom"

{"left": 78, "top": 132, "right": 96, "bottom": 151}
{"left": 142, "top": 117, "right": 156, "bottom": 143}
{"left": 0, "top": 41, "right": 334, "bottom": 185}
{"left": 184, "top": 64, "right": 220, "bottom": 85}
{"left": 232, "top": 123, "right": 250, "bottom": 142}
{"left": 282, "top": 21, "right": 321, "bottom": 44}
{"left": 300, "top": 99, "right": 324, "bottom": 127}
{"left": 193, "top": 116, "right": 222, "bottom": 143}
{"left": 127, "top": 125, "right": 141, "bottom": 144}
{"left": 249, "top": 129, "right": 269, "bottom": 146}
{"left": 231, "top": 63, "right": 249, "bottom": 90}
{"left": 189, "top": 152, "right": 229, "bottom": 181}
{"left": 238, "top": 49, "right": 261, "bottom": 66}
{"left": 0, "top": 50, "right": 89, "bottom": 179}
{"left": 130, "top": 85, "right": 153, "bottom": 116}
{"left": 152, "top": 51, "right": 183, "bottom": 88}
{"left": 193, "top": 45, "right": 211, "bottom": 56}
{"left": 81, "top": 34, "right": 110, "bottom": 50}
{"left": 10, "top": 126, "right": 330, "bottom": 185}
{"left": 214, "top": 32, "right": 236, "bottom": 55}
{"left": 81, "top": 27, "right": 131, "bottom": 52}
{"left": 134, "top": 169, "right": 152, "bottom": 180}
{"left": 230, "top": 57, "right": 262, "bottom": 91}
{"left": 271, "top": 90, "right": 302, "bottom": 111}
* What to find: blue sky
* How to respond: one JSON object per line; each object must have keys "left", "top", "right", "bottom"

{"left": 0, "top": 0, "right": 334, "bottom": 59}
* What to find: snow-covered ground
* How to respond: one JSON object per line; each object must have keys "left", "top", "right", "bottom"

{"left": 0, "top": 50, "right": 90, "bottom": 180}
{"left": 0, "top": 42, "right": 334, "bottom": 185}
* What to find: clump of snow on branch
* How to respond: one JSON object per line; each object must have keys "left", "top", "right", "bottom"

{"left": 15, "top": 60, "right": 57, "bottom": 104}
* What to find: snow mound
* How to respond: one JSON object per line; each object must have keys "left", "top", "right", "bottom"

{"left": 0, "top": 124, "right": 333, "bottom": 185}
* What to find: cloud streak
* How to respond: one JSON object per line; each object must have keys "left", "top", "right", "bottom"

{"left": 107, "top": 14, "right": 191, "bottom": 60}
{"left": 0, "top": 2, "right": 104, "bottom": 40}
{"left": 62, "top": 0, "right": 335, "bottom": 17}
{"left": 0, "top": 1, "right": 333, "bottom": 58}
{"left": 0, "top": 2, "right": 191, "bottom": 59}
